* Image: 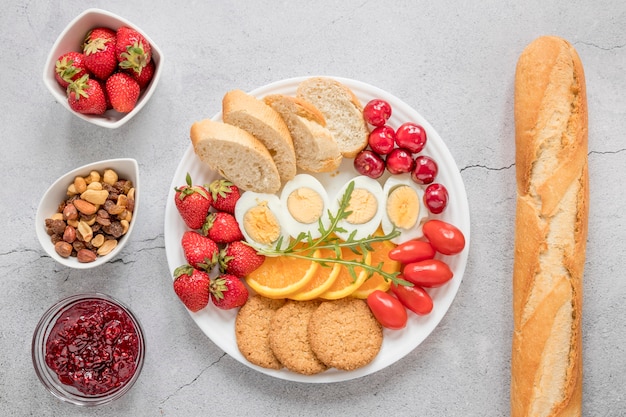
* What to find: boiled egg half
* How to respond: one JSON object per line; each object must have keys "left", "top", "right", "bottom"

{"left": 234, "top": 192, "right": 291, "bottom": 252}
{"left": 381, "top": 174, "right": 429, "bottom": 244}
{"left": 279, "top": 174, "right": 330, "bottom": 240}
{"left": 331, "top": 175, "right": 384, "bottom": 241}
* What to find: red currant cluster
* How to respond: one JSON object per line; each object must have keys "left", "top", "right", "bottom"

{"left": 356, "top": 99, "right": 448, "bottom": 214}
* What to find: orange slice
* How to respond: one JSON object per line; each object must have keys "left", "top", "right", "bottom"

{"left": 287, "top": 248, "right": 342, "bottom": 301}
{"left": 318, "top": 247, "right": 372, "bottom": 300}
{"left": 351, "top": 240, "right": 400, "bottom": 299}
{"left": 245, "top": 249, "right": 321, "bottom": 298}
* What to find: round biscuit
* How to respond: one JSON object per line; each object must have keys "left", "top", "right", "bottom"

{"left": 308, "top": 297, "right": 383, "bottom": 371}
{"left": 235, "top": 294, "right": 286, "bottom": 370}
{"left": 269, "top": 300, "right": 327, "bottom": 375}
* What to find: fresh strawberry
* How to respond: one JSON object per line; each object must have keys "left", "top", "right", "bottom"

{"left": 116, "top": 26, "right": 151, "bottom": 76}
{"left": 203, "top": 212, "right": 244, "bottom": 244}
{"left": 54, "top": 52, "right": 90, "bottom": 88}
{"left": 66, "top": 74, "right": 107, "bottom": 115}
{"left": 207, "top": 179, "right": 241, "bottom": 214}
{"left": 210, "top": 274, "right": 249, "bottom": 310}
{"left": 82, "top": 27, "right": 117, "bottom": 80}
{"left": 128, "top": 59, "right": 155, "bottom": 89}
{"left": 174, "top": 173, "right": 213, "bottom": 230}
{"left": 181, "top": 230, "right": 219, "bottom": 271}
{"left": 105, "top": 72, "right": 140, "bottom": 113}
{"left": 173, "top": 264, "right": 210, "bottom": 312}
{"left": 219, "top": 241, "right": 265, "bottom": 278}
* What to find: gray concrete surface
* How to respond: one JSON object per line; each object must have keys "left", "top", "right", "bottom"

{"left": 1, "top": 0, "right": 624, "bottom": 415}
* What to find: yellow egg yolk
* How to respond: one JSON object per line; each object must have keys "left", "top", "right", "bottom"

{"left": 386, "top": 185, "right": 420, "bottom": 229}
{"left": 287, "top": 187, "right": 323, "bottom": 224}
{"left": 346, "top": 188, "right": 378, "bottom": 224}
{"left": 243, "top": 202, "right": 281, "bottom": 245}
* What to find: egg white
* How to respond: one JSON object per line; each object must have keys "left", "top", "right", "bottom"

{"left": 331, "top": 175, "right": 385, "bottom": 241}
{"left": 279, "top": 174, "right": 330, "bottom": 240}
{"left": 234, "top": 191, "right": 291, "bottom": 252}
{"left": 381, "top": 174, "right": 429, "bottom": 244}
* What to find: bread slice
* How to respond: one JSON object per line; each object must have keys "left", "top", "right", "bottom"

{"left": 222, "top": 89, "right": 297, "bottom": 183}
{"left": 296, "top": 77, "right": 369, "bottom": 158}
{"left": 264, "top": 94, "right": 342, "bottom": 173}
{"left": 190, "top": 119, "right": 281, "bottom": 194}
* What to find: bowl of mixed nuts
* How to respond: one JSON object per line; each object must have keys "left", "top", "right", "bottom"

{"left": 36, "top": 158, "right": 140, "bottom": 269}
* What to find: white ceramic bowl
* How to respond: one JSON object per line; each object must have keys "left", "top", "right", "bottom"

{"left": 42, "top": 8, "right": 163, "bottom": 129}
{"left": 36, "top": 158, "right": 140, "bottom": 269}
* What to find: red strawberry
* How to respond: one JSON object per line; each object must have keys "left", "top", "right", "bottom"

{"left": 207, "top": 179, "right": 241, "bottom": 214}
{"left": 181, "top": 230, "right": 219, "bottom": 271}
{"left": 83, "top": 27, "right": 117, "bottom": 80}
{"left": 54, "top": 52, "right": 90, "bottom": 88}
{"left": 210, "top": 274, "right": 249, "bottom": 310}
{"left": 173, "top": 264, "right": 210, "bottom": 312}
{"left": 174, "top": 173, "right": 213, "bottom": 230}
{"left": 66, "top": 74, "right": 107, "bottom": 115}
{"left": 203, "top": 212, "right": 244, "bottom": 243}
{"left": 128, "top": 59, "right": 155, "bottom": 89}
{"left": 105, "top": 72, "right": 140, "bottom": 113}
{"left": 116, "top": 26, "right": 151, "bottom": 76}
{"left": 219, "top": 241, "right": 265, "bottom": 278}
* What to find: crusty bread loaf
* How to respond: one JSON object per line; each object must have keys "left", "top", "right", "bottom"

{"left": 264, "top": 94, "right": 342, "bottom": 173}
{"left": 190, "top": 119, "right": 281, "bottom": 194}
{"left": 512, "top": 36, "right": 588, "bottom": 417}
{"left": 296, "top": 77, "right": 369, "bottom": 158}
{"left": 222, "top": 89, "right": 297, "bottom": 183}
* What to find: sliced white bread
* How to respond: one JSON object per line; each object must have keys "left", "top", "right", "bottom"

{"left": 190, "top": 119, "right": 281, "bottom": 194}
{"left": 264, "top": 94, "right": 342, "bottom": 173}
{"left": 222, "top": 89, "right": 297, "bottom": 183}
{"left": 296, "top": 77, "right": 369, "bottom": 158}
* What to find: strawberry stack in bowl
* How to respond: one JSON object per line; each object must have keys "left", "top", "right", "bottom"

{"left": 42, "top": 8, "right": 163, "bottom": 128}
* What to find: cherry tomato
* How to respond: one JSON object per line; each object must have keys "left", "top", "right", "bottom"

{"left": 403, "top": 259, "right": 453, "bottom": 288}
{"left": 422, "top": 220, "right": 466, "bottom": 255}
{"left": 366, "top": 290, "right": 407, "bottom": 330}
{"left": 388, "top": 240, "right": 436, "bottom": 264}
{"left": 391, "top": 282, "right": 433, "bottom": 315}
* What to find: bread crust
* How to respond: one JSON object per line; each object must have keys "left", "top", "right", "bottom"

{"left": 512, "top": 36, "right": 588, "bottom": 417}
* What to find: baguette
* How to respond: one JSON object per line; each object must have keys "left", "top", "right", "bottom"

{"left": 222, "top": 89, "right": 297, "bottom": 183}
{"left": 264, "top": 94, "right": 342, "bottom": 173}
{"left": 512, "top": 36, "right": 588, "bottom": 417}
{"left": 296, "top": 77, "right": 369, "bottom": 158}
{"left": 190, "top": 119, "right": 281, "bottom": 194}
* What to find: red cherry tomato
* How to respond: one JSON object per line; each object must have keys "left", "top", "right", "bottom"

{"left": 391, "top": 282, "right": 433, "bottom": 315}
{"left": 403, "top": 259, "right": 453, "bottom": 288}
{"left": 366, "top": 290, "right": 407, "bottom": 330}
{"left": 422, "top": 220, "right": 466, "bottom": 255}
{"left": 388, "top": 240, "right": 436, "bottom": 264}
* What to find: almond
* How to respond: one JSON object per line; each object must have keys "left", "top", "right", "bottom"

{"left": 73, "top": 199, "right": 97, "bottom": 215}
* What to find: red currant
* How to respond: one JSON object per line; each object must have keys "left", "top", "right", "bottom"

{"left": 386, "top": 148, "right": 414, "bottom": 175}
{"left": 424, "top": 183, "right": 448, "bottom": 214}
{"left": 411, "top": 155, "right": 438, "bottom": 185}
{"left": 363, "top": 99, "right": 392, "bottom": 126}
{"left": 368, "top": 125, "right": 396, "bottom": 155}
{"left": 354, "top": 150, "right": 385, "bottom": 179}
{"left": 396, "top": 122, "right": 427, "bottom": 153}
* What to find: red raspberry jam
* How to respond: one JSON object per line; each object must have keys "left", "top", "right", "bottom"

{"left": 44, "top": 299, "right": 140, "bottom": 395}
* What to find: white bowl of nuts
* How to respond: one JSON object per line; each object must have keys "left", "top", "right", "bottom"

{"left": 36, "top": 158, "right": 139, "bottom": 269}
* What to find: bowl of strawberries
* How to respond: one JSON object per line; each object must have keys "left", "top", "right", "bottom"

{"left": 42, "top": 8, "right": 163, "bottom": 128}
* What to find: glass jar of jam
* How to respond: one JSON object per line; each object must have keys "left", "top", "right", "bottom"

{"left": 32, "top": 293, "right": 145, "bottom": 406}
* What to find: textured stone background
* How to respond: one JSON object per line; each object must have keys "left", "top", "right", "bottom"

{"left": 2, "top": 0, "right": 624, "bottom": 415}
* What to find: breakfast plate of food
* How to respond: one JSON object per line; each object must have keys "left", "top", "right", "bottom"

{"left": 164, "top": 76, "right": 470, "bottom": 382}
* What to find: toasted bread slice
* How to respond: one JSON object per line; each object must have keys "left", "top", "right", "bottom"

{"left": 222, "top": 89, "right": 297, "bottom": 183}
{"left": 264, "top": 94, "right": 342, "bottom": 173}
{"left": 190, "top": 119, "right": 281, "bottom": 194}
{"left": 296, "top": 77, "right": 369, "bottom": 158}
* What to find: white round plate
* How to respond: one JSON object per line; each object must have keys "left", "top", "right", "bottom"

{"left": 164, "top": 76, "right": 470, "bottom": 383}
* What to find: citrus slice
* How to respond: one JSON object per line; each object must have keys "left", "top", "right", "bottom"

{"left": 351, "top": 240, "right": 400, "bottom": 299}
{"left": 319, "top": 247, "right": 372, "bottom": 300}
{"left": 245, "top": 249, "right": 321, "bottom": 298}
{"left": 287, "top": 248, "right": 342, "bottom": 301}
